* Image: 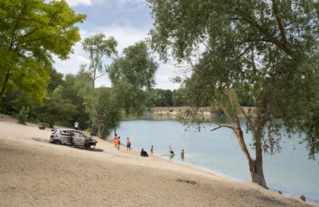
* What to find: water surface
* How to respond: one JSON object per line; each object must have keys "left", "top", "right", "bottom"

{"left": 114, "top": 117, "right": 319, "bottom": 204}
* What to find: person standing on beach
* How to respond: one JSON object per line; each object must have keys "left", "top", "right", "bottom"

{"left": 118, "top": 137, "right": 121, "bottom": 150}
{"left": 150, "top": 146, "right": 153, "bottom": 154}
{"left": 74, "top": 121, "right": 79, "bottom": 130}
{"left": 114, "top": 134, "right": 118, "bottom": 148}
{"left": 126, "top": 137, "right": 131, "bottom": 151}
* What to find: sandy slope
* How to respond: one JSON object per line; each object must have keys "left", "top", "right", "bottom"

{"left": 0, "top": 114, "right": 314, "bottom": 207}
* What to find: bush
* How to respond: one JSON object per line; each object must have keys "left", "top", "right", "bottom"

{"left": 17, "top": 107, "right": 29, "bottom": 125}
{"left": 169, "top": 109, "right": 174, "bottom": 112}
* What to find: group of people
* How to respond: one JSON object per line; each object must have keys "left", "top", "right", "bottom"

{"left": 113, "top": 134, "right": 131, "bottom": 151}
{"left": 169, "top": 146, "right": 185, "bottom": 157}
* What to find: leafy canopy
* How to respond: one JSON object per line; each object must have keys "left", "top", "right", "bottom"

{"left": 0, "top": 0, "right": 86, "bottom": 104}
{"left": 147, "top": 0, "right": 319, "bottom": 159}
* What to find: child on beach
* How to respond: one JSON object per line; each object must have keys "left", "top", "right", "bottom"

{"left": 169, "top": 146, "right": 175, "bottom": 155}
{"left": 127, "top": 137, "right": 131, "bottom": 151}
{"left": 150, "top": 146, "right": 153, "bottom": 154}
{"left": 118, "top": 137, "right": 121, "bottom": 150}
{"left": 114, "top": 134, "right": 118, "bottom": 148}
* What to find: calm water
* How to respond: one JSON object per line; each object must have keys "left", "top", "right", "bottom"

{"left": 114, "top": 117, "right": 319, "bottom": 204}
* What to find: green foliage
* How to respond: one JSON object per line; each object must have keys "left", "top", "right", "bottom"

{"left": 82, "top": 33, "right": 118, "bottom": 88}
{"left": 78, "top": 39, "right": 158, "bottom": 138}
{"left": 147, "top": 88, "right": 174, "bottom": 107}
{"left": 17, "top": 106, "right": 29, "bottom": 125}
{"left": 0, "top": 0, "right": 86, "bottom": 104}
{"left": 107, "top": 41, "right": 159, "bottom": 115}
{"left": 108, "top": 41, "right": 158, "bottom": 90}
{"left": 62, "top": 73, "right": 90, "bottom": 129}
{"left": 147, "top": 0, "right": 319, "bottom": 160}
{"left": 47, "top": 68, "right": 64, "bottom": 94}
{"left": 35, "top": 86, "right": 78, "bottom": 128}
{"left": 94, "top": 86, "right": 122, "bottom": 138}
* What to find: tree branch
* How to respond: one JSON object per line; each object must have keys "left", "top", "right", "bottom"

{"left": 271, "top": 0, "right": 289, "bottom": 46}
{"left": 234, "top": 8, "right": 299, "bottom": 61}
{"left": 0, "top": 69, "right": 11, "bottom": 97}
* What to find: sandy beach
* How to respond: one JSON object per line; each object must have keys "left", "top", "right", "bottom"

{"left": 0, "top": 114, "right": 315, "bottom": 207}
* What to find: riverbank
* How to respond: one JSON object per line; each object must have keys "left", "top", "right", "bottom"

{"left": 138, "top": 106, "right": 256, "bottom": 118}
{"left": 0, "top": 114, "right": 314, "bottom": 206}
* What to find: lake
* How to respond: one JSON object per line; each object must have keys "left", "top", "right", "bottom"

{"left": 113, "top": 117, "right": 319, "bottom": 205}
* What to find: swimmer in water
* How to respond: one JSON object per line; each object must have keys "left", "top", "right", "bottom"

{"left": 169, "top": 146, "right": 175, "bottom": 155}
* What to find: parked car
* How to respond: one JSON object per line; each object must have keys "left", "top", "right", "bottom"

{"left": 50, "top": 129, "right": 97, "bottom": 149}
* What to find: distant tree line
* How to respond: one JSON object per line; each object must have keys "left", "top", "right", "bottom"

{"left": 146, "top": 87, "right": 253, "bottom": 107}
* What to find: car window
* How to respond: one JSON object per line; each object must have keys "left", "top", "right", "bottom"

{"left": 60, "top": 130, "right": 70, "bottom": 135}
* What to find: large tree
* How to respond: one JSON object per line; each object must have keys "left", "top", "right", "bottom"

{"left": 78, "top": 34, "right": 118, "bottom": 138}
{"left": 107, "top": 41, "right": 159, "bottom": 114}
{"left": 0, "top": 0, "right": 86, "bottom": 104}
{"left": 79, "top": 40, "right": 159, "bottom": 138}
{"left": 147, "top": 0, "right": 319, "bottom": 187}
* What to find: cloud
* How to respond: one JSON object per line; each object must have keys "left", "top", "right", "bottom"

{"left": 66, "top": 0, "right": 91, "bottom": 7}
{"left": 92, "top": 0, "right": 145, "bottom": 8}
{"left": 99, "top": 25, "right": 149, "bottom": 54}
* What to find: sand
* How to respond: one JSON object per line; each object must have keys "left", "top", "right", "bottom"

{"left": 0, "top": 114, "right": 315, "bottom": 207}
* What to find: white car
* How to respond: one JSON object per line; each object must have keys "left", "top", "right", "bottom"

{"left": 50, "top": 129, "right": 97, "bottom": 149}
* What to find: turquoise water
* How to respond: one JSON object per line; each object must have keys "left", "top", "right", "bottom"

{"left": 114, "top": 118, "right": 319, "bottom": 204}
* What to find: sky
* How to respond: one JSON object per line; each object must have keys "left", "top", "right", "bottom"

{"left": 53, "top": 0, "right": 182, "bottom": 90}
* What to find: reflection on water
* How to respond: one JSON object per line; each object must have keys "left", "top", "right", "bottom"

{"left": 115, "top": 117, "right": 319, "bottom": 204}
{"left": 169, "top": 154, "right": 175, "bottom": 161}
{"left": 181, "top": 155, "right": 184, "bottom": 161}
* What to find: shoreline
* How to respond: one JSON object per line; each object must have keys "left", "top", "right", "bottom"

{"left": 0, "top": 113, "right": 316, "bottom": 206}
{"left": 157, "top": 154, "right": 319, "bottom": 206}
{"left": 108, "top": 137, "right": 319, "bottom": 206}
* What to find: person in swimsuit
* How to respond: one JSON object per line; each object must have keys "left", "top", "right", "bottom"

{"left": 127, "top": 137, "right": 131, "bottom": 151}
{"left": 169, "top": 146, "right": 175, "bottom": 154}
{"left": 150, "top": 146, "right": 153, "bottom": 154}
{"left": 181, "top": 149, "right": 184, "bottom": 157}
{"left": 117, "top": 137, "right": 121, "bottom": 150}
{"left": 114, "top": 134, "right": 118, "bottom": 148}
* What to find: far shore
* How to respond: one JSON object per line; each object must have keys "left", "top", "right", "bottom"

{"left": 123, "top": 106, "right": 256, "bottom": 118}
{"left": 0, "top": 113, "right": 315, "bottom": 207}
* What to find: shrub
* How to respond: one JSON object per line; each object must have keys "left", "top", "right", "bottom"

{"left": 169, "top": 109, "right": 174, "bottom": 112}
{"left": 17, "top": 107, "right": 29, "bottom": 125}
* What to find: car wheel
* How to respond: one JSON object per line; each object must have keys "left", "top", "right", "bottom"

{"left": 55, "top": 140, "right": 62, "bottom": 145}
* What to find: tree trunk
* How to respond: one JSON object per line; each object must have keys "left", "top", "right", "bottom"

{"left": 226, "top": 88, "right": 267, "bottom": 187}
{"left": 235, "top": 126, "right": 267, "bottom": 187}
{"left": 98, "top": 126, "right": 102, "bottom": 138}
{"left": 251, "top": 133, "right": 267, "bottom": 187}
{"left": 250, "top": 158, "right": 266, "bottom": 187}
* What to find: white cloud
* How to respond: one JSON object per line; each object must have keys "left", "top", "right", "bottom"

{"left": 66, "top": 0, "right": 91, "bottom": 7}
{"left": 93, "top": 0, "right": 145, "bottom": 8}
{"left": 99, "top": 25, "right": 149, "bottom": 54}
